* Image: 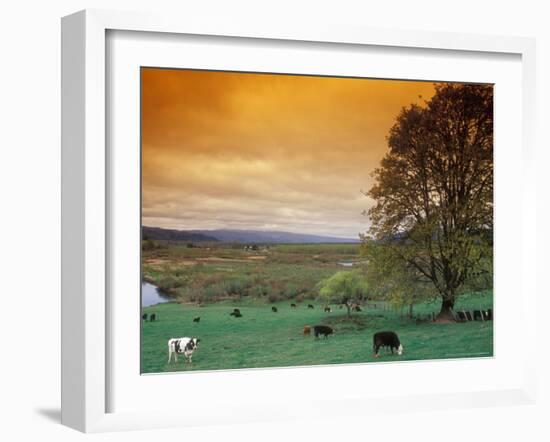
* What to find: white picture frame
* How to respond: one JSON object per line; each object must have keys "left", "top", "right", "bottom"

{"left": 61, "top": 9, "right": 537, "bottom": 433}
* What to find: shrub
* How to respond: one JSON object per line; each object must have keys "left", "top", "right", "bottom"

{"left": 267, "top": 293, "right": 282, "bottom": 303}
{"left": 158, "top": 275, "right": 183, "bottom": 290}
{"left": 284, "top": 283, "right": 299, "bottom": 299}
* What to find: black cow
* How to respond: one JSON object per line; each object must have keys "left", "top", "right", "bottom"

{"left": 307, "top": 304, "right": 314, "bottom": 309}
{"left": 313, "top": 325, "right": 334, "bottom": 339}
{"left": 290, "top": 303, "right": 297, "bottom": 308}
{"left": 473, "top": 310, "right": 484, "bottom": 321}
{"left": 193, "top": 316, "right": 200, "bottom": 323}
{"left": 324, "top": 306, "right": 331, "bottom": 313}
{"left": 230, "top": 311, "right": 242, "bottom": 318}
{"left": 373, "top": 331, "right": 403, "bottom": 357}
{"left": 456, "top": 311, "right": 468, "bottom": 322}
{"left": 142, "top": 313, "right": 148, "bottom": 322}
{"left": 272, "top": 306, "right": 278, "bottom": 313}
{"left": 149, "top": 313, "right": 157, "bottom": 322}
{"left": 233, "top": 308, "right": 241, "bottom": 315}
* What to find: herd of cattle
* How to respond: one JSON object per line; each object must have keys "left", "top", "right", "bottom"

{"left": 144, "top": 302, "right": 408, "bottom": 365}
{"left": 164, "top": 328, "right": 403, "bottom": 364}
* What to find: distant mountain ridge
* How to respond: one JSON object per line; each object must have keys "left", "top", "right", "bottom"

{"left": 142, "top": 226, "right": 359, "bottom": 244}
{"left": 191, "top": 229, "right": 360, "bottom": 244}
{"left": 142, "top": 226, "right": 219, "bottom": 242}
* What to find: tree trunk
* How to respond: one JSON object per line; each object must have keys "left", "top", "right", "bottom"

{"left": 436, "top": 298, "right": 455, "bottom": 322}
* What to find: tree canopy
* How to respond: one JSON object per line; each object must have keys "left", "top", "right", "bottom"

{"left": 317, "top": 270, "right": 369, "bottom": 318}
{"left": 362, "top": 240, "right": 437, "bottom": 317}
{"left": 363, "top": 83, "right": 493, "bottom": 321}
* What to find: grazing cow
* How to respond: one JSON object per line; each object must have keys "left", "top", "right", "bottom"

{"left": 272, "top": 306, "right": 278, "bottom": 313}
{"left": 307, "top": 304, "right": 314, "bottom": 309}
{"left": 149, "top": 313, "right": 157, "bottom": 322}
{"left": 291, "top": 303, "right": 297, "bottom": 308}
{"left": 167, "top": 337, "right": 200, "bottom": 363}
{"left": 373, "top": 331, "right": 403, "bottom": 357}
{"left": 142, "top": 313, "right": 148, "bottom": 322}
{"left": 313, "top": 325, "right": 334, "bottom": 339}
{"left": 193, "top": 316, "right": 200, "bottom": 323}
{"left": 303, "top": 325, "right": 311, "bottom": 336}
{"left": 230, "top": 311, "right": 242, "bottom": 317}
{"left": 233, "top": 308, "right": 241, "bottom": 315}
{"left": 473, "top": 310, "right": 484, "bottom": 321}
{"left": 324, "top": 306, "right": 332, "bottom": 313}
{"left": 456, "top": 311, "right": 468, "bottom": 322}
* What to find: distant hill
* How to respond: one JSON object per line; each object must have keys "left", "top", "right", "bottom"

{"left": 142, "top": 226, "right": 219, "bottom": 242}
{"left": 191, "top": 229, "right": 360, "bottom": 244}
{"left": 143, "top": 226, "right": 359, "bottom": 244}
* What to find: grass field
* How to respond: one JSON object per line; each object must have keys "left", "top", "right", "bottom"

{"left": 141, "top": 293, "right": 493, "bottom": 374}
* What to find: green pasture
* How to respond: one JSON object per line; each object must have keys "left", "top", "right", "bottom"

{"left": 141, "top": 294, "right": 493, "bottom": 374}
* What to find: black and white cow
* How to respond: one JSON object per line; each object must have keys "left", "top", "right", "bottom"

{"left": 373, "top": 331, "right": 403, "bottom": 357}
{"left": 167, "top": 337, "right": 200, "bottom": 363}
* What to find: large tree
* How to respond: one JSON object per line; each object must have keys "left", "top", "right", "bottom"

{"left": 364, "top": 83, "right": 493, "bottom": 321}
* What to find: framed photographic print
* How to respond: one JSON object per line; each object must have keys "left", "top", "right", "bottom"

{"left": 139, "top": 69, "right": 493, "bottom": 374}
{"left": 61, "top": 9, "right": 537, "bottom": 432}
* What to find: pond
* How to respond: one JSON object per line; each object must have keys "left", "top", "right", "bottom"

{"left": 338, "top": 261, "right": 367, "bottom": 268}
{"left": 142, "top": 282, "right": 174, "bottom": 307}
{"left": 338, "top": 262, "right": 354, "bottom": 267}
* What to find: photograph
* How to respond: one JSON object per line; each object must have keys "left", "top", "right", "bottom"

{"left": 140, "top": 68, "right": 494, "bottom": 374}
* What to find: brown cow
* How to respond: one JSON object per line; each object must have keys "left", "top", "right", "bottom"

{"left": 303, "top": 325, "right": 311, "bottom": 336}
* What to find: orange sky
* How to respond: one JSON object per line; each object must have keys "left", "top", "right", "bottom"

{"left": 141, "top": 68, "right": 437, "bottom": 239}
